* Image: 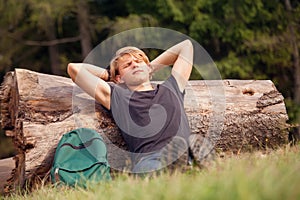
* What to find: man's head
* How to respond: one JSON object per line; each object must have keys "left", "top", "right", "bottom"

{"left": 109, "top": 47, "right": 153, "bottom": 85}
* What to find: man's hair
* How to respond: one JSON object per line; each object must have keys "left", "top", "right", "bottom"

{"left": 109, "top": 46, "right": 151, "bottom": 83}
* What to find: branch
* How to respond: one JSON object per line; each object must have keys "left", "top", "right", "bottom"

{"left": 6, "top": 33, "right": 81, "bottom": 46}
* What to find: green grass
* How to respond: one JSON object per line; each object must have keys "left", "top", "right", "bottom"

{"left": 3, "top": 145, "right": 300, "bottom": 200}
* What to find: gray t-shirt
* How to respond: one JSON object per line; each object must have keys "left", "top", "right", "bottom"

{"left": 109, "top": 75, "right": 191, "bottom": 156}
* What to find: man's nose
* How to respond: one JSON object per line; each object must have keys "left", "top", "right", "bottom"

{"left": 131, "top": 61, "right": 139, "bottom": 68}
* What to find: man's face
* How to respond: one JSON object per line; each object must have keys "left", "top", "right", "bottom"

{"left": 117, "top": 54, "right": 151, "bottom": 86}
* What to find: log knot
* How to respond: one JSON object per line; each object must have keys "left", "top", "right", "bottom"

{"left": 256, "top": 90, "right": 284, "bottom": 108}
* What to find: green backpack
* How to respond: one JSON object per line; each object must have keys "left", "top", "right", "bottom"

{"left": 50, "top": 128, "right": 111, "bottom": 187}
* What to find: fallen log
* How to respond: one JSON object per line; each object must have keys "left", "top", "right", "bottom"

{"left": 0, "top": 68, "right": 289, "bottom": 193}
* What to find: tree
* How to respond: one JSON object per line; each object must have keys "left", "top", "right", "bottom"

{"left": 146, "top": 0, "right": 300, "bottom": 138}
{"left": 76, "top": 0, "right": 92, "bottom": 59}
{"left": 0, "top": 0, "right": 86, "bottom": 76}
{"left": 284, "top": 0, "right": 300, "bottom": 139}
{"left": 26, "top": 0, "right": 75, "bottom": 75}
{"left": 0, "top": 0, "right": 299, "bottom": 140}
{"left": 0, "top": 0, "right": 28, "bottom": 77}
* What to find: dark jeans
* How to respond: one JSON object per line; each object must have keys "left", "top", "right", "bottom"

{"left": 132, "top": 136, "right": 188, "bottom": 175}
{"left": 132, "top": 152, "right": 162, "bottom": 174}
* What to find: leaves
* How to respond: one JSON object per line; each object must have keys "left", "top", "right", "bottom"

{"left": 0, "top": 0, "right": 299, "bottom": 119}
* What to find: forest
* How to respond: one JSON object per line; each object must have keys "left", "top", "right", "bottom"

{"left": 0, "top": 0, "right": 299, "bottom": 158}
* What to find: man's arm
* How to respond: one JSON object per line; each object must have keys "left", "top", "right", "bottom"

{"left": 67, "top": 63, "right": 111, "bottom": 109}
{"left": 150, "top": 40, "right": 194, "bottom": 92}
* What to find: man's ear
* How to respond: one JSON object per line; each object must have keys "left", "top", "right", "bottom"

{"left": 115, "top": 75, "right": 124, "bottom": 83}
{"left": 148, "top": 64, "right": 154, "bottom": 79}
{"left": 147, "top": 64, "right": 152, "bottom": 72}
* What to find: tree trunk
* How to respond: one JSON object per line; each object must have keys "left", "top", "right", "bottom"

{"left": 44, "top": 17, "right": 61, "bottom": 75}
{"left": 77, "top": 0, "right": 92, "bottom": 59}
{"left": 284, "top": 0, "right": 300, "bottom": 139}
{"left": 0, "top": 69, "right": 289, "bottom": 194}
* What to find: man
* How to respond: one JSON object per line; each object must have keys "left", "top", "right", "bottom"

{"left": 68, "top": 40, "right": 198, "bottom": 174}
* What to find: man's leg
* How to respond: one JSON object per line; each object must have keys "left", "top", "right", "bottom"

{"left": 160, "top": 136, "right": 189, "bottom": 172}
{"left": 132, "top": 152, "right": 162, "bottom": 176}
{"left": 189, "top": 134, "right": 216, "bottom": 169}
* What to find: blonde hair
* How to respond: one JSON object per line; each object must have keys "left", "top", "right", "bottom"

{"left": 109, "top": 47, "right": 151, "bottom": 83}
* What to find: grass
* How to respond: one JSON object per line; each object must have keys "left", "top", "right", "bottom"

{"left": 2, "top": 144, "right": 300, "bottom": 200}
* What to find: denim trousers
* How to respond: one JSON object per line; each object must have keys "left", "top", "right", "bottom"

{"left": 132, "top": 152, "right": 162, "bottom": 174}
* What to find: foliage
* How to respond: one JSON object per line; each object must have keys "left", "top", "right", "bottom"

{"left": 0, "top": 0, "right": 300, "bottom": 156}
{"left": 0, "top": 130, "right": 15, "bottom": 159}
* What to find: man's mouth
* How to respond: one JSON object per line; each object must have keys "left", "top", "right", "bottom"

{"left": 133, "top": 70, "right": 144, "bottom": 74}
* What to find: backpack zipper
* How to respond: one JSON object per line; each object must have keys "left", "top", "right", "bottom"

{"left": 57, "top": 162, "right": 108, "bottom": 173}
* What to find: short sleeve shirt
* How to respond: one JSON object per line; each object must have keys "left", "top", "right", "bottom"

{"left": 109, "top": 75, "right": 191, "bottom": 154}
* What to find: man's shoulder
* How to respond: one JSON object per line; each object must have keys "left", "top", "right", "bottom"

{"left": 160, "top": 75, "right": 181, "bottom": 91}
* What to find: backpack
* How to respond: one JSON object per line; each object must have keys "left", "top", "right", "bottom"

{"left": 50, "top": 128, "right": 111, "bottom": 187}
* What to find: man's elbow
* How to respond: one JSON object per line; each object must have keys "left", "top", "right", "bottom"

{"left": 184, "top": 39, "right": 193, "bottom": 51}
{"left": 181, "top": 40, "right": 193, "bottom": 61}
{"left": 67, "top": 63, "right": 78, "bottom": 82}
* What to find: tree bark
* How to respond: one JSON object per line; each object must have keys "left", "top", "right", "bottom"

{"left": 0, "top": 69, "right": 289, "bottom": 194}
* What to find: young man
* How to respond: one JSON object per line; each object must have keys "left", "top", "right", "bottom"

{"left": 68, "top": 40, "right": 195, "bottom": 174}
